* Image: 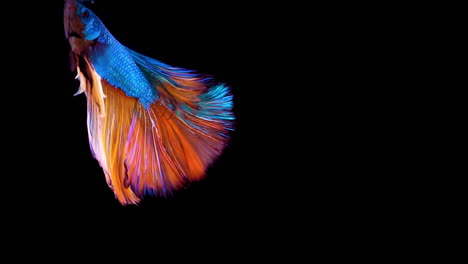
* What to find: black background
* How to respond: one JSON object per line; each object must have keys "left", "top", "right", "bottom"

{"left": 3, "top": 0, "right": 299, "bottom": 223}
{"left": 0, "top": 0, "right": 396, "bottom": 253}
{"left": 0, "top": 0, "right": 421, "bottom": 255}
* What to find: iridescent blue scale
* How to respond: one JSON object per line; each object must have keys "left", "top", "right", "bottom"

{"left": 90, "top": 23, "right": 158, "bottom": 108}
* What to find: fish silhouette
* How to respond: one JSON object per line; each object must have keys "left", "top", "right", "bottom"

{"left": 64, "top": 0, "right": 234, "bottom": 205}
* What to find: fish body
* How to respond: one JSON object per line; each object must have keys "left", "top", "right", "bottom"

{"left": 64, "top": 0, "right": 234, "bottom": 205}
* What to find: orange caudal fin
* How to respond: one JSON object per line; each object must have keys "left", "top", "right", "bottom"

{"left": 78, "top": 54, "right": 234, "bottom": 205}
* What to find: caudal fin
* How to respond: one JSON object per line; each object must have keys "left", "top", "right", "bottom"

{"left": 78, "top": 52, "right": 234, "bottom": 205}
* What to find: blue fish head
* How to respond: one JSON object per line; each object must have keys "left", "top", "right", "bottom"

{"left": 64, "top": 0, "right": 102, "bottom": 41}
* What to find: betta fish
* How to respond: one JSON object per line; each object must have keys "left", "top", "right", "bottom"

{"left": 63, "top": 0, "right": 234, "bottom": 205}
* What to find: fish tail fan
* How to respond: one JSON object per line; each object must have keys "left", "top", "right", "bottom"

{"left": 77, "top": 52, "right": 234, "bottom": 205}
{"left": 78, "top": 57, "right": 140, "bottom": 204}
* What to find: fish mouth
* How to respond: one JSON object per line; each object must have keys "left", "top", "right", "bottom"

{"left": 64, "top": 0, "right": 81, "bottom": 38}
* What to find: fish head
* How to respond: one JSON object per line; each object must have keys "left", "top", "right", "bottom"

{"left": 64, "top": 0, "right": 101, "bottom": 41}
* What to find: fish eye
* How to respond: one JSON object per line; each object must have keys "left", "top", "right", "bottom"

{"left": 82, "top": 9, "right": 90, "bottom": 18}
